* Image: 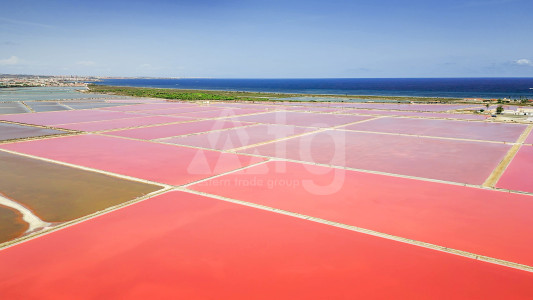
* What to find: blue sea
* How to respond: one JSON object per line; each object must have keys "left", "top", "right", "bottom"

{"left": 96, "top": 78, "right": 533, "bottom": 99}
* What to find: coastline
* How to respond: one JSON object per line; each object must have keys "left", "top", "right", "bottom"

{"left": 87, "top": 84, "right": 465, "bottom": 103}
{"left": 87, "top": 84, "right": 533, "bottom": 107}
{"left": 93, "top": 77, "right": 533, "bottom": 100}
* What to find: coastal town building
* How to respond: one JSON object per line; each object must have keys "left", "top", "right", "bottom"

{"left": 0, "top": 75, "right": 93, "bottom": 88}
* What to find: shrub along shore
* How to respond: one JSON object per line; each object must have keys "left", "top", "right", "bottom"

{"left": 87, "top": 84, "right": 464, "bottom": 103}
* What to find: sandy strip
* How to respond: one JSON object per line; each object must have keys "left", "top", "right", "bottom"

{"left": 0, "top": 194, "right": 51, "bottom": 233}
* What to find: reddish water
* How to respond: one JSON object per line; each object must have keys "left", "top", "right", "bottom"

{"left": 525, "top": 130, "right": 533, "bottom": 145}
{"left": 191, "top": 160, "right": 533, "bottom": 266}
{"left": 164, "top": 124, "right": 314, "bottom": 150}
{"left": 137, "top": 106, "right": 223, "bottom": 115}
{"left": 0, "top": 191, "right": 531, "bottom": 299}
{"left": 338, "top": 109, "right": 488, "bottom": 120}
{"left": 177, "top": 108, "right": 267, "bottom": 118}
{"left": 210, "top": 103, "right": 280, "bottom": 110}
{"left": 496, "top": 146, "right": 533, "bottom": 193}
{"left": 240, "top": 130, "right": 510, "bottom": 184}
{"left": 228, "top": 111, "right": 375, "bottom": 127}
{"left": 1, "top": 110, "right": 138, "bottom": 126}
{"left": 343, "top": 117, "right": 526, "bottom": 142}
{"left": 331, "top": 103, "right": 478, "bottom": 112}
{"left": 0, "top": 135, "right": 265, "bottom": 185}
{"left": 102, "top": 102, "right": 198, "bottom": 111}
{"left": 56, "top": 116, "right": 191, "bottom": 132}
{"left": 104, "top": 119, "right": 252, "bottom": 140}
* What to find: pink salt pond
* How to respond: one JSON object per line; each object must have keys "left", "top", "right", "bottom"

{"left": 0, "top": 134, "right": 264, "bottom": 185}
{"left": 103, "top": 119, "right": 253, "bottom": 140}
{"left": 163, "top": 124, "right": 315, "bottom": 150}
{"left": 239, "top": 130, "right": 510, "bottom": 184}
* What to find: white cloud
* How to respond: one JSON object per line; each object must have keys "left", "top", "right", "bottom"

{"left": 515, "top": 59, "right": 533, "bottom": 67}
{"left": 76, "top": 60, "right": 95, "bottom": 66}
{"left": 0, "top": 56, "right": 20, "bottom": 65}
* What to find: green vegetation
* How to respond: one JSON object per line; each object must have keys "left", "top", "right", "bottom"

{"left": 87, "top": 84, "right": 463, "bottom": 103}
{"left": 89, "top": 85, "right": 239, "bottom": 101}
{"left": 519, "top": 97, "right": 530, "bottom": 104}
{"left": 88, "top": 85, "right": 287, "bottom": 102}
{"left": 496, "top": 105, "right": 504, "bottom": 114}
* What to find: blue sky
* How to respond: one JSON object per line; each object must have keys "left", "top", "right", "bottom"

{"left": 1, "top": 0, "right": 532, "bottom": 77}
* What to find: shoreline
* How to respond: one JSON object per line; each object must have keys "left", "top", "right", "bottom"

{"left": 87, "top": 84, "right": 466, "bottom": 103}
{"left": 0, "top": 194, "right": 51, "bottom": 233}
{"left": 92, "top": 77, "right": 533, "bottom": 100}
{"left": 87, "top": 84, "right": 533, "bottom": 107}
